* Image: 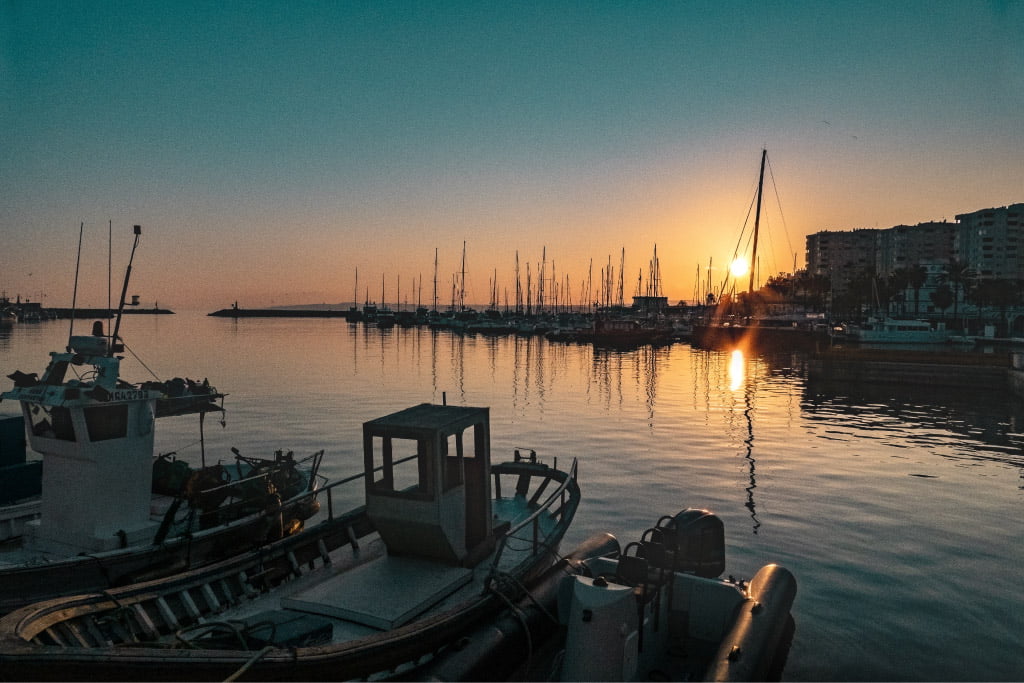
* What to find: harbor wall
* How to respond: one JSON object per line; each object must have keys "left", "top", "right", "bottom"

{"left": 808, "top": 348, "right": 1011, "bottom": 391}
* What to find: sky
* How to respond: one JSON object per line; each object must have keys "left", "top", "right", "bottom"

{"left": 2, "top": 1, "right": 1022, "bottom": 310}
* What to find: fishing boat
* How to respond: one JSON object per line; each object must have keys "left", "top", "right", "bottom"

{"left": 0, "top": 403, "right": 580, "bottom": 681}
{"left": 415, "top": 509, "right": 797, "bottom": 682}
{"left": 0, "top": 226, "right": 323, "bottom": 614}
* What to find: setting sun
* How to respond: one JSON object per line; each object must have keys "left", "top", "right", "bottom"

{"left": 729, "top": 258, "right": 749, "bottom": 279}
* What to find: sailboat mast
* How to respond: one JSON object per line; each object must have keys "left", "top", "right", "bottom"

{"left": 460, "top": 241, "right": 466, "bottom": 311}
{"left": 749, "top": 148, "right": 767, "bottom": 294}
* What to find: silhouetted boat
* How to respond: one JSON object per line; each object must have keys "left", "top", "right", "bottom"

{"left": 585, "top": 316, "right": 671, "bottom": 347}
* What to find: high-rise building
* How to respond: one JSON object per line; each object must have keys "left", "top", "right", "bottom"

{"left": 804, "top": 205, "right": 1021, "bottom": 314}
{"left": 876, "top": 222, "right": 956, "bottom": 277}
{"left": 805, "top": 228, "right": 878, "bottom": 294}
{"left": 954, "top": 204, "right": 1024, "bottom": 280}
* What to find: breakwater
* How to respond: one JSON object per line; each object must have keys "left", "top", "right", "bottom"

{"left": 208, "top": 308, "right": 352, "bottom": 318}
{"left": 44, "top": 307, "right": 174, "bottom": 318}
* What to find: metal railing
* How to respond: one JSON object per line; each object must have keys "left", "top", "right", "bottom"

{"left": 485, "top": 457, "right": 580, "bottom": 586}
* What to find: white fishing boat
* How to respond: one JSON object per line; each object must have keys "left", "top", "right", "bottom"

{"left": 0, "top": 226, "right": 323, "bottom": 614}
{"left": 0, "top": 403, "right": 581, "bottom": 681}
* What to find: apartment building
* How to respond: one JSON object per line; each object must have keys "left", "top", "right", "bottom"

{"left": 954, "top": 203, "right": 1024, "bottom": 280}
{"left": 806, "top": 205, "right": 1022, "bottom": 301}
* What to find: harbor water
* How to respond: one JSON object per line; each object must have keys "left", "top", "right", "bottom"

{"left": 1, "top": 312, "right": 1022, "bottom": 681}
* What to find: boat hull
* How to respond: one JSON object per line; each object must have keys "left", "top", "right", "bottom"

{"left": 0, "top": 491, "right": 323, "bottom": 615}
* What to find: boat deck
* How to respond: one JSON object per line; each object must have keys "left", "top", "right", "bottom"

{"left": 111, "top": 495, "right": 558, "bottom": 650}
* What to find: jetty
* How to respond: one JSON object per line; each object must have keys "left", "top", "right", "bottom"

{"left": 208, "top": 307, "right": 352, "bottom": 318}
{"left": 43, "top": 307, "right": 173, "bottom": 318}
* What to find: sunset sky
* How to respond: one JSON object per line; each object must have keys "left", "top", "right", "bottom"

{"left": 3, "top": 2, "right": 1022, "bottom": 310}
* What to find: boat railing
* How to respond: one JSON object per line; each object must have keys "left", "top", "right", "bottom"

{"left": 484, "top": 456, "right": 580, "bottom": 589}
{"left": 189, "top": 453, "right": 419, "bottom": 531}
{"left": 293, "top": 453, "right": 421, "bottom": 522}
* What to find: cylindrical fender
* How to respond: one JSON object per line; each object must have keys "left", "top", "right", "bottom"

{"left": 417, "top": 532, "right": 621, "bottom": 682}
{"left": 704, "top": 563, "right": 797, "bottom": 682}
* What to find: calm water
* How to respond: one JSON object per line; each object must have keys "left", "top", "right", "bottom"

{"left": 2, "top": 312, "right": 1023, "bottom": 681}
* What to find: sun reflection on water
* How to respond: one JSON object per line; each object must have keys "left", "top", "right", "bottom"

{"left": 728, "top": 348, "right": 745, "bottom": 392}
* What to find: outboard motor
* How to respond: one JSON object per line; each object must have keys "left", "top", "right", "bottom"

{"left": 657, "top": 508, "right": 726, "bottom": 578}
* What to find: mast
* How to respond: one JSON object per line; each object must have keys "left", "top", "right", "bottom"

{"left": 460, "top": 241, "right": 466, "bottom": 311}
{"left": 749, "top": 148, "right": 767, "bottom": 294}
{"left": 433, "top": 248, "right": 438, "bottom": 312}
{"left": 537, "top": 247, "right": 546, "bottom": 314}
{"left": 618, "top": 248, "right": 625, "bottom": 308}
{"left": 512, "top": 250, "right": 520, "bottom": 315}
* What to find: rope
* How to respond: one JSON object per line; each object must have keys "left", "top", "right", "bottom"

{"left": 766, "top": 155, "right": 795, "bottom": 268}
{"left": 223, "top": 645, "right": 274, "bottom": 682}
{"left": 489, "top": 583, "right": 534, "bottom": 681}
{"left": 119, "top": 339, "right": 162, "bottom": 382}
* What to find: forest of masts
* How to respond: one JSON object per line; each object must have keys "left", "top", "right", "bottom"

{"left": 359, "top": 244, "right": 670, "bottom": 316}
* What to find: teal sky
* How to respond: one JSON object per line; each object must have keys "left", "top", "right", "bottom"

{"left": 3, "top": 2, "right": 1022, "bottom": 309}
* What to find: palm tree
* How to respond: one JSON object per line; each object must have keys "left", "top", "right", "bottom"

{"left": 906, "top": 265, "right": 928, "bottom": 316}
{"left": 929, "top": 284, "right": 954, "bottom": 318}
{"left": 941, "top": 259, "right": 973, "bottom": 327}
{"left": 841, "top": 268, "right": 876, "bottom": 319}
{"left": 887, "top": 268, "right": 910, "bottom": 316}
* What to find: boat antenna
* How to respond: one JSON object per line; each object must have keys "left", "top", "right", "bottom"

{"left": 108, "top": 219, "right": 112, "bottom": 327}
{"left": 109, "top": 225, "right": 141, "bottom": 357}
{"left": 67, "top": 221, "right": 84, "bottom": 350}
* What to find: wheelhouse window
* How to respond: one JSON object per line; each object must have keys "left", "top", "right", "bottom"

{"left": 444, "top": 432, "right": 465, "bottom": 492}
{"left": 84, "top": 404, "right": 128, "bottom": 441}
{"left": 368, "top": 435, "right": 432, "bottom": 498}
{"left": 28, "top": 403, "right": 76, "bottom": 441}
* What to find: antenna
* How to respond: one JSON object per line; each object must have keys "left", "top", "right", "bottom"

{"left": 109, "top": 225, "right": 141, "bottom": 357}
{"left": 67, "top": 222, "right": 84, "bottom": 350}
{"left": 108, "top": 220, "right": 112, "bottom": 323}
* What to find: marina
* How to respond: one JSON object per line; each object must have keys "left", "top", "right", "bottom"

{"left": 1, "top": 313, "right": 1022, "bottom": 680}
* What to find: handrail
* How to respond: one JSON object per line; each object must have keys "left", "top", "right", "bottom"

{"left": 194, "top": 452, "right": 420, "bottom": 527}
{"left": 485, "top": 457, "right": 579, "bottom": 585}
{"left": 195, "top": 450, "right": 325, "bottom": 496}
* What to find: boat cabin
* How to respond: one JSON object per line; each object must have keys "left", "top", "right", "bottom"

{"left": 363, "top": 404, "right": 493, "bottom": 566}
{"left": 1, "top": 336, "right": 165, "bottom": 555}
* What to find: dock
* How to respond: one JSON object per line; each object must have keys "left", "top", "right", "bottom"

{"left": 808, "top": 347, "right": 1011, "bottom": 390}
